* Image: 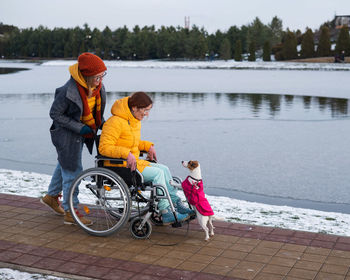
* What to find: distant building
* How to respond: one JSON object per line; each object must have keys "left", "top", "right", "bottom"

{"left": 334, "top": 15, "right": 350, "bottom": 29}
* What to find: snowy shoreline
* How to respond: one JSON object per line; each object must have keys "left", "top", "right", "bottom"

{"left": 2, "top": 59, "right": 350, "bottom": 72}
{"left": 1, "top": 168, "right": 349, "bottom": 237}
{"left": 41, "top": 59, "right": 350, "bottom": 71}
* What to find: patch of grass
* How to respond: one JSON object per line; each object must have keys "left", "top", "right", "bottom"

{"left": 325, "top": 217, "right": 336, "bottom": 221}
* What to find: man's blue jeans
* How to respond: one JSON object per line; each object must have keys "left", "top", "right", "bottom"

{"left": 47, "top": 141, "right": 83, "bottom": 211}
{"left": 142, "top": 163, "right": 180, "bottom": 211}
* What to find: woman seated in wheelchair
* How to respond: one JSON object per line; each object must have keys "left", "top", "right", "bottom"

{"left": 98, "top": 91, "right": 194, "bottom": 225}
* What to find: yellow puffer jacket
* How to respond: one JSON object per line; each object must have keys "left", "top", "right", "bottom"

{"left": 98, "top": 96, "right": 153, "bottom": 172}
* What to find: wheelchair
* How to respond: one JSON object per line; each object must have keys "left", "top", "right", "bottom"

{"left": 67, "top": 141, "right": 193, "bottom": 239}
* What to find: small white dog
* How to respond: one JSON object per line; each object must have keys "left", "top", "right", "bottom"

{"left": 181, "top": 160, "right": 216, "bottom": 241}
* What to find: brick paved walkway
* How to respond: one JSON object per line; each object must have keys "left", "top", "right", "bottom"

{"left": 0, "top": 193, "right": 349, "bottom": 279}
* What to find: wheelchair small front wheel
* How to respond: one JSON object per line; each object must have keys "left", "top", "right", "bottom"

{"left": 130, "top": 217, "right": 152, "bottom": 239}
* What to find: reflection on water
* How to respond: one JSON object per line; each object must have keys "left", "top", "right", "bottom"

{"left": 0, "top": 67, "right": 29, "bottom": 75}
{"left": 108, "top": 92, "right": 349, "bottom": 120}
{"left": 0, "top": 92, "right": 348, "bottom": 121}
{"left": 234, "top": 94, "right": 349, "bottom": 118}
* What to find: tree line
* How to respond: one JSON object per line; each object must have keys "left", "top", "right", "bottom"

{"left": 0, "top": 16, "right": 349, "bottom": 61}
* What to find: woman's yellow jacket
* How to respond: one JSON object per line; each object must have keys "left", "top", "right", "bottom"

{"left": 98, "top": 97, "right": 153, "bottom": 172}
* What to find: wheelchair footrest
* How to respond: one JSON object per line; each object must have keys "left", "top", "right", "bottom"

{"left": 189, "top": 215, "right": 196, "bottom": 221}
{"left": 171, "top": 222, "right": 183, "bottom": 228}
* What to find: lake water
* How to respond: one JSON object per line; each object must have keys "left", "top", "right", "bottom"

{"left": 1, "top": 60, "right": 350, "bottom": 214}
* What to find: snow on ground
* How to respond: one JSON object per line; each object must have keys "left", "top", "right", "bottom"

{"left": 41, "top": 59, "right": 350, "bottom": 71}
{"left": 0, "top": 268, "right": 67, "bottom": 280}
{"left": 1, "top": 169, "right": 349, "bottom": 237}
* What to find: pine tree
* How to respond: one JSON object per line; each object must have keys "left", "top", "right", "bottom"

{"left": 64, "top": 41, "right": 71, "bottom": 58}
{"left": 335, "top": 25, "right": 350, "bottom": 56}
{"left": 316, "top": 25, "right": 331, "bottom": 57}
{"left": 300, "top": 28, "right": 314, "bottom": 58}
{"left": 248, "top": 17, "right": 267, "bottom": 49}
{"left": 269, "top": 16, "right": 283, "bottom": 46}
{"left": 282, "top": 30, "right": 298, "bottom": 60}
{"left": 211, "top": 30, "right": 224, "bottom": 56}
{"left": 234, "top": 39, "right": 242, "bottom": 61}
{"left": 219, "top": 38, "right": 231, "bottom": 60}
{"left": 79, "top": 41, "right": 86, "bottom": 55}
{"left": 248, "top": 41, "right": 256, "bottom": 61}
{"left": 70, "top": 31, "right": 79, "bottom": 58}
{"left": 226, "top": 26, "right": 240, "bottom": 58}
{"left": 263, "top": 41, "right": 271, "bottom": 61}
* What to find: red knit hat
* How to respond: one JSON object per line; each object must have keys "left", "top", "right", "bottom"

{"left": 78, "top": 52, "right": 107, "bottom": 77}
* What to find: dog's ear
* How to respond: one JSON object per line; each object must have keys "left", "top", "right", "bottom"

{"left": 188, "top": 160, "right": 199, "bottom": 170}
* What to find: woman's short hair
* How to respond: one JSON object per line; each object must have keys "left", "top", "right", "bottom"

{"left": 128, "top": 91, "right": 153, "bottom": 109}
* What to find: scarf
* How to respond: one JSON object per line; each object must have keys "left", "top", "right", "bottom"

{"left": 69, "top": 63, "right": 102, "bottom": 138}
{"left": 76, "top": 81, "right": 102, "bottom": 138}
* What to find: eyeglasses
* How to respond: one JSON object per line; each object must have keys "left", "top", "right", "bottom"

{"left": 94, "top": 72, "right": 107, "bottom": 82}
{"left": 139, "top": 107, "right": 151, "bottom": 116}
{"left": 141, "top": 108, "right": 151, "bottom": 115}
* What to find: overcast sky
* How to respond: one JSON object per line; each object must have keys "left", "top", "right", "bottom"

{"left": 1, "top": 0, "right": 350, "bottom": 33}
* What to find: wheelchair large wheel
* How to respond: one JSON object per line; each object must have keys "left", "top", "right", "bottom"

{"left": 68, "top": 167, "right": 131, "bottom": 236}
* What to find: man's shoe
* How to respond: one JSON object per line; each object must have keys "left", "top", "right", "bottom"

{"left": 161, "top": 207, "right": 189, "bottom": 225}
{"left": 64, "top": 210, "right": 93, "bottom": 226}
{"left": 176, "top": 200, "right": 196, "bottom": 216}
{"left": 40, "top": 194, "right": 64, "bottom": 215}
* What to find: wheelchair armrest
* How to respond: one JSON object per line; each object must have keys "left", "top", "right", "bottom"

{"left": 95, "top": 155, "right": 125, "bottom": 165}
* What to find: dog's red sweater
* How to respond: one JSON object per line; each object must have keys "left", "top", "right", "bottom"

{"left": 181, "top": 177, "right": 214, "bottom": 216}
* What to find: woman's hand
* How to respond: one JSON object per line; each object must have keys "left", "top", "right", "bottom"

{"left": 127, "top": 152, "right": 137, "bottom": 171}
{"left": 147, "top": 145, "right": 157, "bottom": 162}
